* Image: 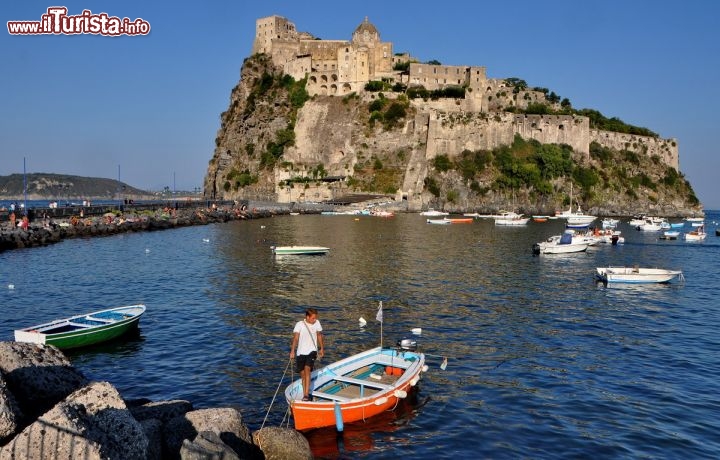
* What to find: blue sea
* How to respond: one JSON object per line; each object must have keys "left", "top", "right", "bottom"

{"left": 1, "top": 211, "right": 719, "bottom": 459}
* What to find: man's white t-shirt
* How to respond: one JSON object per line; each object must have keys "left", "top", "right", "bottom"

{"left": 293, "top": 319, "right": 322, "bottom": 356}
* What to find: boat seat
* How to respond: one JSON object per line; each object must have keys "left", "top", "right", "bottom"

{"left": 332, "top": 375, "right": 392, "bottom": 390}
{"left": 311, "top": 391, "right": 350, "bottom": 402}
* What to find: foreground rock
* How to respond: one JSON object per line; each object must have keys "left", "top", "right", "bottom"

{"left": 0, "top": 342, "right": 312, "bottom": 459}
{"left": 1, "top": 381, "right": 147, "bottom": 459}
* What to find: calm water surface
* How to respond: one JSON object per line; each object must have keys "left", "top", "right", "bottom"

{"left": 2, "top": 212, "right": 719, "bottom": 459}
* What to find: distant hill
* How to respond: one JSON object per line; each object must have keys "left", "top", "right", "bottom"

{"left": 0, "top": 173, "right": 153, "bottom": 200}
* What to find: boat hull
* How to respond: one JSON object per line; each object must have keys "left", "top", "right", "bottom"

{"left": 533, "top": 242, "right": 588, "bottom": 254}
{"left": 14, "top": 305, "right": 146, "bottom": 349}
{"left": 285, "top": 347, "right": 425, "bottom": 431}
{"left": 272, "top": 246, "right": 330, "bottom": 255}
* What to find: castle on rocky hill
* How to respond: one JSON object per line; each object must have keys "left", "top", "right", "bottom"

{"left": 251, "top": 15, "right": 679, "bottom": 172}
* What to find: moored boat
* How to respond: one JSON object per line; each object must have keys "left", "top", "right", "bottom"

{"left": 285, "top": 346, "right": 427, "bottom": 431}
{"left": 495, "top": 215, "right": 530, "bottom": 226}
{"left": 660, "top": 230, "right": 680, "bottom": 240}
{"left": 272, "top": 246, "right": 330, "bottom": 255}
{"left": 14, "top": 304, "right": 146, "bottom": 349}
{"left": 533, "top": 231, "right": 589, "bottom": 254}
{"left": 444, "top": 217, "right": 474, "bottom": 224}
{"left": 420, "top": 209, "right": 449, "bottom": 217}
{"left": 684, "top": 225, "right": 706, "bottom": 241}
{"left": 595, "top": 267, "right": 683, "bottom": 284}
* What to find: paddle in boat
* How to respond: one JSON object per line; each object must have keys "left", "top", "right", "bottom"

{"left": 285, "top": 345, "right": 427, "bottom": 431}
{"left": 595, "top": 267, "right": 684, "bottom": 284}
{"left": 14, "top": 304, "right": 146, "bottom": 349}
{"left": 271, "top": 246, "right": 330, "bottom": 255}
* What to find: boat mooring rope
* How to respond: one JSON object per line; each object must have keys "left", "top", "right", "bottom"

{"left": 261, "top": 358, "right": 293, "bottom": 430}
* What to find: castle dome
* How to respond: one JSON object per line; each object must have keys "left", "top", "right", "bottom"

{"left": 352, "top": 17, "right": 379, "bottom": 44}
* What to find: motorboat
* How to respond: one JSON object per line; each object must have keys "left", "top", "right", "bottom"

{"left": 533, "top": 231, "right": 590, "bottom": 254}
{"left": 595, "top": 267, "right": 684, "bottom": 284}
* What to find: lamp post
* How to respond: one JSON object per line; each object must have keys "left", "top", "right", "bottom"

{"left": 117, "top": 164, "right": 122, "bottom": 209}
{"left": 23, "top": 157, "right": 27, "bottom": 216}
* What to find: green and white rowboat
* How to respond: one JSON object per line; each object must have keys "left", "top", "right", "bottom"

{"left": 14, "top": 304, "right": 146, "bottom": 349}
{"left": 271, "top": 246, "right": 330, "bottom": 255}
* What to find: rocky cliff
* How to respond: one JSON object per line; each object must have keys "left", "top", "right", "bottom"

{"left": 205, "top": 54, "right": 702, "bottom": 216}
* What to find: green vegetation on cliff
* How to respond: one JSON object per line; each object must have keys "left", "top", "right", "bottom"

{"left": 424, "top": 134, "right": 698, "bottom": 207}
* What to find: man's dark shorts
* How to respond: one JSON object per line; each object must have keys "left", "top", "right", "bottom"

{"left": 296, "top": 351, "right": 318, "bottom": 372}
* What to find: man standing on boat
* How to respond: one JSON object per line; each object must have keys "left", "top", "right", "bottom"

{"left": 290, "top": 308, "right": 325, "bottom": 401}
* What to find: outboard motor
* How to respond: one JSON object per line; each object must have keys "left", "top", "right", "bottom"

{"left": 532, "top": 243, "right": 541, "bottom": 255}
{"left": 396, "top": 338, "right": 417, "bottom": 351}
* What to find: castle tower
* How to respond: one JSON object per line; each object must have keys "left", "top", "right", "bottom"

{"left": 351, "top": 17, "right": 393, "bottom": 79}
{"left": 252, "top": 15, "right": 297, "bottom": 55}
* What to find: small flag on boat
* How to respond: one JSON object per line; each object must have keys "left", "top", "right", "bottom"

{"left": 441, "top": 357, "right": 448, "bottom": 370}
{"left": 376, "top": 301, "right": 383, "bottom": 323}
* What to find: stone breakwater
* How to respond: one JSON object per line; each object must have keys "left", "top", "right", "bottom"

{"left": 0, "top": 341, "right": 312, "bottom": 459}
{"left": 0, "top": 205, "right": 309, "bottom": 253}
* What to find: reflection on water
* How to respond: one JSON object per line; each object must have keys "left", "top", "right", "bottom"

{"left": 1, "top": 212, "right": 719, "bottom": 458}
{"left": 305, "top": 391, "right": 427, "bottom": 459}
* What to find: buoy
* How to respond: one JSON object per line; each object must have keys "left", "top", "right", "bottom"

{"left": 374, "top": 397, "right": 388, "bottom": 405}
{"left": 369, "top": 373, "right": 382, "bottom": 380}
{"left": 411, "top": 327, "right": 422, "bottom": 335}
{"left": 394, "top": 390, "right": 407, "bottom": 399}
{"left": 8, "top": 284, "right": 14, "bottom": 290}
{"left": 410, "top": 376, "right": 420, "bottom": 386}
{"left": 441, "top": 357, "right": 448, "bottom": 370}
{"left": 144, "top": 248, "right": 150, "bottom": 253}
{"left": 202, "top": 238, "right": 210, "bottom": 243}
{"left": 358, "top": 317, "right": 367, "bottom": 327}
{"left": 422, "top": 365, "right": 429, "bottom": 372}
{"left": 393, "top": 367, "right": 403, "bottom": 376}
{"left": 385, "top": 366, "right": 394, "bottom": 375}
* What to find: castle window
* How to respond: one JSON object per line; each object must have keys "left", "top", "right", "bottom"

{"left": 559, "top": 124, "right": 564, "bottom": 130}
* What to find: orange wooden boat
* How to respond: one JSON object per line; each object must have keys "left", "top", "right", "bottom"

{"left": 285, "top": 346, "right": 426, "bottom": 431}
{"left": 444, "top": 218, "right": 473, "bottom": 224}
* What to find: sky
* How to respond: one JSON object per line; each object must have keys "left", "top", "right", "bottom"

{"left": 1, "top": 1, "right": 719, "bottom": 208}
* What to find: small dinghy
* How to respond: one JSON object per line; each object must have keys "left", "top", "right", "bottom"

{"left": 14, "top": 304, "right": 146, "bottom": 349}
